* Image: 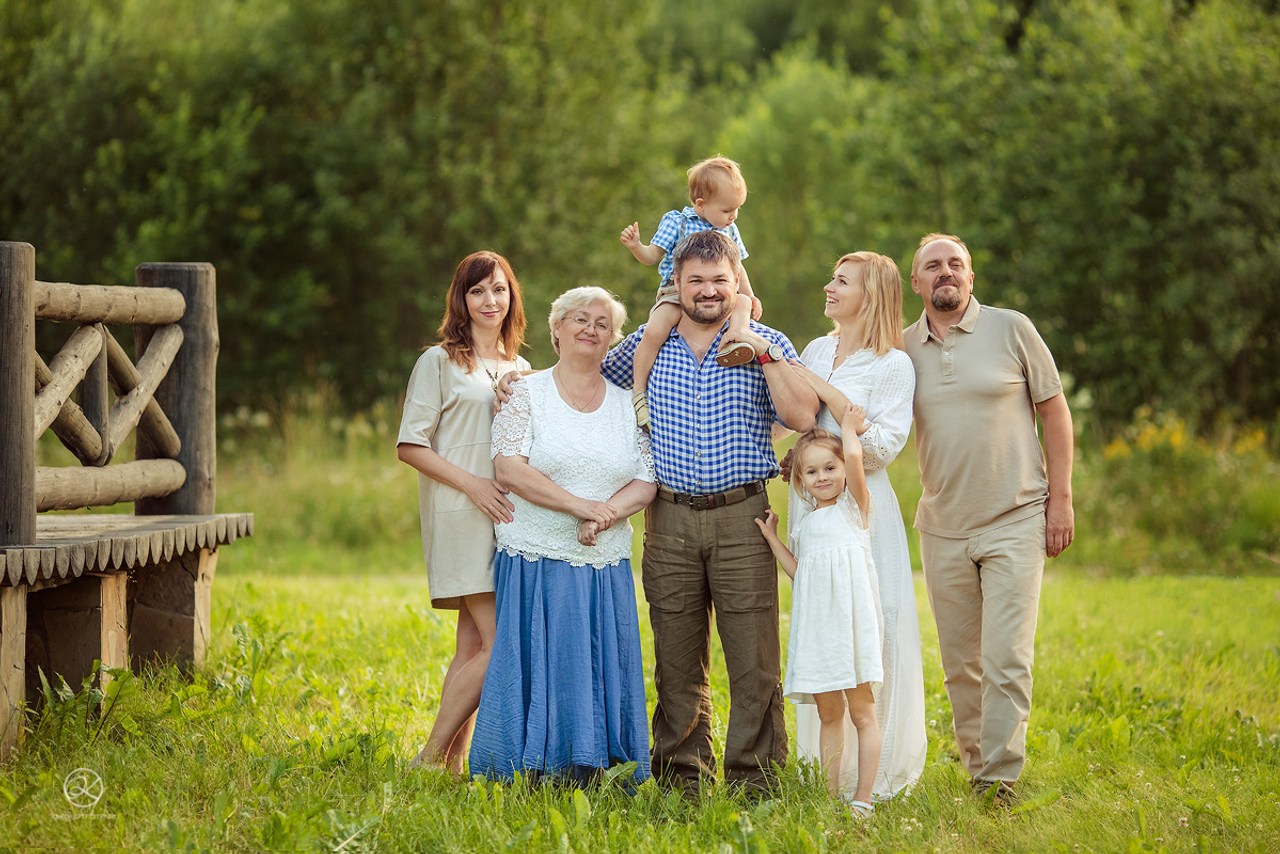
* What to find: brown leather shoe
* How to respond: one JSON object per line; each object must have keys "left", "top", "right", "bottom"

{"left": 714, "top": 340, "right": 756, "bottom": 367}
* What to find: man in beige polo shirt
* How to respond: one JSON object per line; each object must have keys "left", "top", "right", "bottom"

{"left": 903, "top": 233, "right": 1075, "bottom": 804}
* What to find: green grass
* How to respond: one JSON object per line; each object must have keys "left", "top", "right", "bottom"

{"left": 4, "top": 405, "right": 1280, "bottom": 850}
{"left": 3, "top": 569, "right": 1278, "bottom": 851}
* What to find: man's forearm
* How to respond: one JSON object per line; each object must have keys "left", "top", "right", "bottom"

{"left": 764, "top": 362, "right": 818, "bottom": 432}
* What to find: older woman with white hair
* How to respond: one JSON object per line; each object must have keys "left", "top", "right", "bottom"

{"left": 468, "top": 286, "right": 656, "bottom": 784}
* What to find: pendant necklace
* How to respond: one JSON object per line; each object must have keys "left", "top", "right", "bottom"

{"left": 480, "top": 356, "right": 501, "bottom": 393}
{"left": 555, "top": 366, "right": 601, "bottom": 412}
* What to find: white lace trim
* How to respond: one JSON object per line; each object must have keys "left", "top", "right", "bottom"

{"left": 497, "top": 545, "right": 627, "bottom": 571}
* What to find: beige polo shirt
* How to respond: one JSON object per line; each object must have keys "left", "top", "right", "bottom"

{"left": 903, "top": 297, "right": 1063, "bottom": 538}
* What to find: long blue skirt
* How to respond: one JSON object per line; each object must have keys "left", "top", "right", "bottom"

{"left": 468, "top": 550, "right": 651, "bottom": 783}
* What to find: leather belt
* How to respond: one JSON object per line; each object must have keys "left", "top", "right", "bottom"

{"left": 655, "top": 480, "right": 767, "bottom": 511}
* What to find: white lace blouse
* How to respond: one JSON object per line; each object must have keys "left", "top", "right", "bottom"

{"left": 491, "top": 370, "right": 655, "bottom": 568}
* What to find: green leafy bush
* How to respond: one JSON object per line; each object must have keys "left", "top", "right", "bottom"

{"left": 1069, "top": 411, "right": 1280, "bottom": 575}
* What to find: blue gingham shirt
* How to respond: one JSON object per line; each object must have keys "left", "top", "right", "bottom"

{"left": 651, "top": 207, "right": 749, "bottom": 286}
{"left": 602, "top": 321, "right": 798, "bottom": 494}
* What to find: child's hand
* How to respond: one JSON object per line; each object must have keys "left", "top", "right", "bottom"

{"left": 754, "top": 509, "right": 780, "bottom": 540}
{"left": 778, "top": 447, "right": 794, "bottom": 481}
{"left": 619, "top": 222, "right": 641, "bottom": 249}
{"left": 749, "top": 295, "right": 763, "bottom": 321}
{"left": 842, "top": 402, "right": 870, "bottom": 436}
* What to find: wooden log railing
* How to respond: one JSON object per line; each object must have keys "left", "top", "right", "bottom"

{"left": 0, "top": 241, "right": 251, "bottom": 762}
{"left": 33, "top": 279, "right": 186, "bottom": 325}
{"left": 30, "top": 291, "right": 189, "bottom": 499}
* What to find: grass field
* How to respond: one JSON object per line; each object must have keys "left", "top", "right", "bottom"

{"left": 3, "top": 408, "right": 1279, "bottom": 850}
{"left": 2, "top": 566, "right": 1277, "bottom": 851}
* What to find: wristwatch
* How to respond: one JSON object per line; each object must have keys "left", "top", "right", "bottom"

{"left": 756, "top": 344, "right": 785, "bottom": 365}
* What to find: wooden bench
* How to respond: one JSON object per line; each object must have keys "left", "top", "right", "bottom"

{"left": 1, "top": 241, "right": 252, "bottom": 761}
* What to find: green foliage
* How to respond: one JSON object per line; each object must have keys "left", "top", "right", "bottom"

{"left": 1068, "top": 412, "right": 1280, "bottom": 574}
{"left": 2, "top": 0, "right": 1279, "bottom": 431}
{"left": 213, "top": 394, "right": 1280, "bottom": 578}
{"left": 966, "top": 0, "right": 1280, "bottom": 428}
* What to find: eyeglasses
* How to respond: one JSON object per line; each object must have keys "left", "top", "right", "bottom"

{"left": 567, "top": 315, "right": 612, "bottom": 334}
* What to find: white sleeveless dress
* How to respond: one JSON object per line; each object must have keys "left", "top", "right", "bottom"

{"left": 784, "top": 490, "right": 883, "bottom": 702}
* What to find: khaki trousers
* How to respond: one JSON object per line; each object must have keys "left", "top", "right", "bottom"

{"left": 921, "top": 512, "right": 1046, "bottom": 783}
{"left": 642, "top": 491, "right": 787, "bottom": 789}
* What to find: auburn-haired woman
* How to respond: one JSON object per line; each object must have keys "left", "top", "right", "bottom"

{"left": 397, "top": 250, "right": 529, "bottom": 773}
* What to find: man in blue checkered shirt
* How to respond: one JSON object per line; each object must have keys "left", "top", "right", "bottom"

{"left": 602, "top": 230, "right": 817, "bottom": 793}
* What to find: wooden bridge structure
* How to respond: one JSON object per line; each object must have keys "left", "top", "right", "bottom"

{"left": 0, "top": 241, "right": 252, "bottom": 760}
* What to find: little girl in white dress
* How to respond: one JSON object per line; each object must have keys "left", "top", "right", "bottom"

{"left": 757, "top": 404, "right": 883, "bottom": 817}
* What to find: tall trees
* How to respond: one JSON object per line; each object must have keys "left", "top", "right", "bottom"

{"left": 2, "top": 0, "right": 1277, "bottom": 430}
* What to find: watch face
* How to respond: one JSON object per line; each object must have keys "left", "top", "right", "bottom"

{"left": 768, "top": 344, "right": 784, "bottom": 362}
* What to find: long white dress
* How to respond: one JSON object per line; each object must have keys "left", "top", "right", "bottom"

{"left": 788, "top": 337, "right": 927, "bottom": 800}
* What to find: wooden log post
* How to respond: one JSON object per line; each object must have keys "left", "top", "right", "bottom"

{"left": 1, "top": 242, "right": 36, "bottom": 548}
{"left": 132, "top": 264, "right": 218, "bottom": 672}
{"left": 1, "top": 586, "right": 26, "bottom": 761}
{"left": 1, "top": 242, "right": 35, "bottom": 761}
{"left": 24, "top": 573, "right": 128, "bottom": 700}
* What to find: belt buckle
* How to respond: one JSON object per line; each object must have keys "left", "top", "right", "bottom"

{"left": 687, "top": 494, "right": 712, "bottom": 510}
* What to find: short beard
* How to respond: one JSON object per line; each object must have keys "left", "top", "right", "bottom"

{"left": 683, "top": 296, "right": 732, "bottom": 326}
{"left": 931, "top": 286, "right": 962, "bottom": 313}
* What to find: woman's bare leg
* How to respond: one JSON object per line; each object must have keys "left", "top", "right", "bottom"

{"left": 411, "top": 593, "right": 497, "bottom": 771}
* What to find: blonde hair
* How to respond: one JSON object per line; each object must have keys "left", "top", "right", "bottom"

{"left": 911, "top": 232, "right": 972, "bottom": 276}
{"left": 789, "top": 429, "right": 846, "bottom": 504}
{"left": 548, "top": 286, "right": 627, "bottom": 354}
{"left": 827, "top": 252, "right": 904, "bottom": 355}
{"left": 688, "top": 155, "right": 747, "bottom": 205}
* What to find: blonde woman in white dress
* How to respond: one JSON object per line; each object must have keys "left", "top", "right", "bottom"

{"left": 782, "top": 251, "right": 927, "bottom": 800}
{"left": 397, "top": 250, "right": 530, "bottom": 773}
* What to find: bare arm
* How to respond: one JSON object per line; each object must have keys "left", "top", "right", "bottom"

{"left": 754, "top": 509, "right": 799, "bottom": 579}
{"left": 790, "top": 361, "right": 870, "bottom": 436}
{"left": 763, "top": 361, "right": 819, "bottom": 432}
{"left": 1035, "top": 393, "right": 1075, "bottom": 557}
{"left": 493, "top": 453, "right": 617, "bottom": 528}
{"left": 840, "top": 408, "right": 871, "bottom": 526}
{"left": 602, "top": 478, "right": 658, "bottom": 525}
{"left": 397, "top": 443, "right": 513, "bottom": 524}
{"left": 736, "top": 264, "right": 762, "bottom": 321}
{"left": 620, "top": 222, "right": 666, "bottom": 266}
{"left": 578, "top": 478, "right": 657, "bottom": 546}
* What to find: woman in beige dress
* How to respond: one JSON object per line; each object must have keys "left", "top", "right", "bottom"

{"left": 397, "top": 250, "right": 530, "bottom": 772}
